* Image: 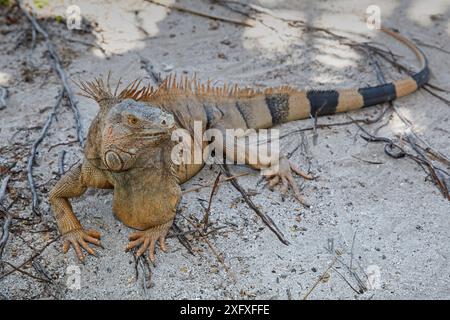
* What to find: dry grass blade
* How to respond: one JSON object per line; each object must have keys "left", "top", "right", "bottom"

{"left": 303, "top": 252, "right": 340, "bottom": 300}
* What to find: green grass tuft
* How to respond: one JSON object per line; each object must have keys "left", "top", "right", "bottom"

{"left": 0, "top": 0, "right": 11, "bottom": 7}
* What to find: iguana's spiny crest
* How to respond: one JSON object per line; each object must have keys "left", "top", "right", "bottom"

{"left": 76, "top": 73, "right": 297, "bottom": 104}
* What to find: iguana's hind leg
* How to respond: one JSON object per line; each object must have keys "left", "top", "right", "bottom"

{"left": 217, "top": 129, "right": 314, "bottom": 206}
{"left": 263, "top": 156, "right": 313, "bottom": 206}
{"left": 49, "top": 161, "right": 112, "bottom": 262}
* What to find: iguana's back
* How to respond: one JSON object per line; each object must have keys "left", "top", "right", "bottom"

{"left": 114, "top": 28, "right": 428, "bottom": 134}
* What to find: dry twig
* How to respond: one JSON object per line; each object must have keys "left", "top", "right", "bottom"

{"left": 0, "top": 176, "right": 11, "bottom": 261}
{"left": 146, "top": 0, "right": 254, "bottom": 27}
{"left": 364, "top": 48, "right": 450, "bottom": 200}
{"left": 178, "top": 212, "right": 237, "bottom": 282}
{"left": 58, "top": 150, "right": 66, "bottom": 175}
{"left": 171, "top": 221, "right": 195, "bottom": 256}
{"left": 27, "top": 90, "right": 64, "bottom": 214}
{"left": 303, "top": 252, "right": 340, "bottom": 300}
{"left": 132, "top": 251, "right": 153, "bottom": 291}
{"left": 0, "top": 236, "right": 60, "bottom": 281}
{"left": 182, "top": 172, "right": 249, "bottom": 194}
{"left": 202, "top": 172, "right": 221, "bottom": 230}
{"left": 0, "top": 86, "right": 8, "bottom": 111}
{"left": 19, "top": 1, "right": 84, "bottom": 147}
{"left": 219, "top": 163, "right": 290, "bottom": 245}
{"left": 140, "top": 56, "right": 163, "bottom": 85}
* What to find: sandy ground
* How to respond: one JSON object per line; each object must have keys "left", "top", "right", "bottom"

{"left": 0, "top": 0, "right": 449, "bottom": 300}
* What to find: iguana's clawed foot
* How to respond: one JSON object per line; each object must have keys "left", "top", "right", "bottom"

{"left": 63, "top": 228, "right": 102, "bottom": 262}
{"left": 125, "top": 221, "right": 172, "bottom": 262}
{"left": 264, "top": 156, "right": 314, "bottom": 207}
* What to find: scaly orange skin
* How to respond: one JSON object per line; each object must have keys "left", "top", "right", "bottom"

{"left": 49, "top": 99, "right": 180, "bottom": 262}
{"left": 50, "top": 28, "right": 429, "bottom": 263}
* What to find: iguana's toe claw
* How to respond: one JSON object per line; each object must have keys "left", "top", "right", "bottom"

{"left": 159, "top": 235, "right": 167, "bottom": 252}
{"left": 126, "top": 221, "right": 172, "bottom": 262}
{"left": 268, "top": 175, "right": 280, "bottom": 189}
{"left": 136, "top": 238, "right": 149, "bottom": 257}
{"left": 290, "top": 162, "right": 314, "bottom": 180}
{"left": 62, "top": 228, "right": 103, "bottom": 262}
{"left": 86, "top": 229, "right": 102, "bottom": 239}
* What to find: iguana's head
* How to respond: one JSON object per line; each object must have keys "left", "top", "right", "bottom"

{"left": 100, "top": 99, "right": 175, "bottom": 172}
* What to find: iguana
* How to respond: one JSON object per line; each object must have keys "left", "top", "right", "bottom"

{"left": 49, "top": 28, "right": 429, "bottom": 262}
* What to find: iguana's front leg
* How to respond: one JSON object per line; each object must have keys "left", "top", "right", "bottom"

{"left": 125, "top": 220, "right": 173, "bottom": 262}
{"left": 49, "top": 161, "right": 113, "bottom": 261}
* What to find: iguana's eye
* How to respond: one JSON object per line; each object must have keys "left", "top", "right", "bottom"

{"left": 127, "top": 116, "right": 139, "bottom": 125}
{"left": 160, "top": 119, "right": 167, "bottom": 126}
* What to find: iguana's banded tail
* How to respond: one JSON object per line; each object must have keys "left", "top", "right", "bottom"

{"left": 226, "top": 27, "right": 430, "bottom": 129}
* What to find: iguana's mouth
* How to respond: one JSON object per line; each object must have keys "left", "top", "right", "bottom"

{"left": 119, "top": 129, "right": 171, "bottom": 141}
{"left": 102, "top": 126, "right": 174, "bottom": 171}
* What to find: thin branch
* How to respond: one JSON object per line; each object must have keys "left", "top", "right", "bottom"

{"left": 0, "top": 176, "right": 11, "bottom": 261}
{"left": 0, "top": 236, "right": 60, "bottom": 281}
{"left": 140, "top": 56, "right": 163, "bottom": 85}
{"left": 47, "top": 140, "right": 79, "bottom": 152}
{"left": 0, "top": 86, "right": 8, "bottom": 111}
{"left": 202, "top": 172, "right": 221, "bottom": 230}
{"left": 26, "top": 20, "right": 37, "bottom": 69}
{"left": 413, "top": 38, "right": 450, "bottom": 55}
{"left": 349, "top": 231, "right": 357, "bottom": 270}
{"left": 357, "top": 123, "right": 450, "bottom": 200}
{"left": 178, "top": 212, "right": 236, "bottom": 282}
{"left": 365, "top": 48, "right": 450, "bottom": 200}
{"left": 27, "top": 89, "right": 64, "bottom": 214}
{"left": 219, "top": 163, "right": 290, "bottom": 245}
{"left": 0, "top": 214, "right": 12, "bottom": 262}
{"left": 58, "top": 150, "right": 66, "bottom": 175}
{"left": 132, "top": 250, "right": 153, "bottom": 291}
{"left": 422, "top": 86, "right": 450, "bottom": 107}
{"left": 0, "top": 176, "right": 9, "bottom": 204}
{"left": 171, "top": 221, "right": 195, "bottom": 256}
{"left": 405, "top": 133, "right": 449, "bottom": 200}
{"left": 19, "top": 1, "right": 84, "bottom": 147}
{"left": 332, "top": 267, "right": 362, "bottom": 295}
{"left": 32, "top": 260, "right": 54, "bottom": 282}
{"left": 2, "top": 261, "right": 51, "bottom": 283}
{"left": 325, "top": 246, "right": 367, "bottom": 293}
{"left": 303, "top": 252, "right": 340, "bottom": 300}
{"left": 182, "top": 172, "right": 249, "bottom": 195}
{"left": 351, "top": 155, "right": 383, "bottom": 165}
{"left": 146, "top": 0, "right": 254, "bottom": 27}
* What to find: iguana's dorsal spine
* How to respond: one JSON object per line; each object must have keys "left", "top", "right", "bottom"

{"left": 78, "top": 28, "right": 429, "bottom": 131}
